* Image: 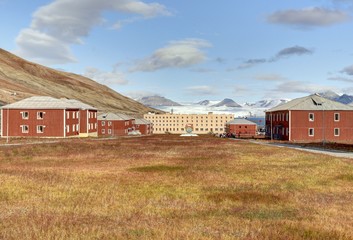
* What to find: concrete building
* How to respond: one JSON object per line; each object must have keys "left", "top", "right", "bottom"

{"left": 265, "top": 94, "right": 353, "bottom": 142}
{"left": 135, "top": 118, "right": 153, "bottom": 135}
{"left": 143, "top": 112, "right": 234, "bottom": 134}
{"left": 97, "top": 113, "right": 135, "bottom": 137}
{"left": 1, "top": 96, "right": 97, "bottom": 138}
{"left": 226, "top": 118, "right": 257, "bottom": 138}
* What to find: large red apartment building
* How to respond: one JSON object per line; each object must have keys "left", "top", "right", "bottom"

{"left": 97, "top": 113, "right": 135, "bottom": 137}
{"left": 1, "top": 96, "right": 98, "bottom": 138}
{"left": 226, "top": 118, "right": 257, "bottom": 138}
{"left": 265, "top": 94, "right": 353, "bottom": 142}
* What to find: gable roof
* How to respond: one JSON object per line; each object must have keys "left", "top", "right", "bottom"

{"left": 266, "top": 94, "right": 353, "bottom": 112}
{"left": 1, "top": 96, "right": 97, "bottom": 110}
{"left": 227, "top": 118, "right": 257, "bottom": 125}
{"left": 98, "top": 112, "right": 134, "bottom": 121}
{"left": 135, "top": 118, "right": 152, "bottom": 125}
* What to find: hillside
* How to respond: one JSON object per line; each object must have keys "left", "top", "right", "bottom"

{"left": 0, "top": 48, "right": 158, "bottom": 116}
{"left": 137, "top": 95, "right": 182, "bottom": 106}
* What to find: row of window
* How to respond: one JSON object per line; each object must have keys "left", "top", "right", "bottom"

{"left": 20, "top": 125, "right": 44, "bottom": 133}
{"left": 308, "top": 128, "right": 340, "bottom": 137}
{"left": 154, "top": 123, "right": 224, "bottom": 127}
{"left": 155, "top": 128, "right": 223, "bottom": 132}
{"left": 20, "top": 111, "right": 97, "bottom": 120}
{"left": 146, "top": 116, "right": 228, "bottom": 119}
{"left": 267, "top": 112, "right": 341, "bottom": 122}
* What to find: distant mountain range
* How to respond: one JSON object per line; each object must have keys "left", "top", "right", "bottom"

{"left": 137, "top": 96, "right": 182, "bottom": 107}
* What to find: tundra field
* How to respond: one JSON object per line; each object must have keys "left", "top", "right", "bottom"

{"left": 0, "top": 135, "right": 352, "bottom": 239}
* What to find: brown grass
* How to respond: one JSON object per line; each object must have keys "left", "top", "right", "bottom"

{"left": 0, "top": 135, "right": 352, "bottom": 239}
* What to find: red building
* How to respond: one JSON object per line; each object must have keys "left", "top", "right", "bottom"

{"left": 98, "top": 113, "right": 135, "bottom": 137}
{"left": 226, "top": 118, "right": 257, "bottom": 138}
{"left": 1, "top": 96, "right": 97, "bottom": 138}
{"left": 265, "top": 94, "right": 353, "bottom": 142}
{"left": 135, "top": 118, "right": 153, "bottom": 135}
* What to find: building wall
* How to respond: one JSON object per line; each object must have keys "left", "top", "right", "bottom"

{"left": 1, "top": 109, "right": 69, "bottom": 137}
{"left": 144, "top": 112, "right": 234, "bottom": 134}
{"left": 226, "top": 124, "right": 257, "bottom": 137}
{"left": 98, "top": 119, "right": 134, "bottom": 137}
{"left": 290, "top": 110, "right": 353, "bottom": 142}
{"left": 266, "top": 110, "right": 353, "bottom": 142}
{"left": 265, "top": 111, "right": 290, "bottom": 140}
{"left": 135, "top": 123, "right": 153, "bottom": 135}
{"left": 65, "top": 109, "right": 81, "bottom": 137}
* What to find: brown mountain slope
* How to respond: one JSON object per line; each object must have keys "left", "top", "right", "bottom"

{"left": 0, "top": 48, "right": 158, "bottom": 116}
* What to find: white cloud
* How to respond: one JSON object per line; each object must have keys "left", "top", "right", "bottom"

{"left": 267, "top": 7, "right": 350, "bottom": 28}
{"left": 185, "top": 85, "right": 217, "bottom": 95}
{"left": 83, "top": 67, "right": 128, "bottom": 85}
{"left": 341, "top": 65, "right": 353, "bottom": 75}
{"left": 15, "top": 0, "right": 170, "bottom": 65}
{"left": 130, "top": 39, "right": 211, "bottom": 72}
{"left": 124, "top": 91, "right": 161, "bottom": 99}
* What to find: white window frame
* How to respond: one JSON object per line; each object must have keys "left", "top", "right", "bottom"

{"left": 21, "top": 111, "right": 29, "bottom": 119}
{"left": 334, "top": 128, "right": 340, "bottom": 136}
{"left": 101, "top": 121, "right": 105, "bottom": 126}
{"left": 308, "top": 128, "right": 314, "bottom": 137}
{"left": 102, "top": 129, "right": 105, "bottom": 134}
{"left": 108, "top": 129, "right": 112, "bottom": 134}
{"left": 66, "top": 125, "right": 69, "bottom": 133}
{"left": 334, "top": 113, "right": 340, "bottom": 122}
{"left": 108, "top": 121, "right": 112, "bottom": 126}
{"left": 309, "top": 113, "right": 314, "bottom": 122}
{"left": 37, "top": 125, "right": 44, "bottom": 133}
{"left": 66, "top": 112, "right": 70, "bottom": 119}
{"left": 37, "top": 111, "right": 45, "bottom": 120}
{"left": 21, "top": 125, "right": 29, "bottom": 133}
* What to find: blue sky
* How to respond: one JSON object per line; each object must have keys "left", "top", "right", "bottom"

{"left": 1, "top": 0, "right": 353, "bottom": 103}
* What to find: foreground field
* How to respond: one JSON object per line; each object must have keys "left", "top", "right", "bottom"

{"left": 0, "top": 135, "right": 352, "bottom": 239}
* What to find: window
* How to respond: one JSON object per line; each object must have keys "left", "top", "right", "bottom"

{"left": 286, "top": 113, "right": 289, "bottom": 121}
{"left": 37, "top": 112, "right": 44, "bottom": 119}
{"left": 108, "top": 121, "right": 112, "bottom": 126}
{"left": 21, "top": 125, "right": 29, "bottom": 133}
{"left": 37, "top": 125, "right": 44, "bottom": 133}
{"left": 76, "top": 124, "right": 79, "bottom": 131}
{"left": 309, "top": 113, "right": 314, "bottom": 122}
{"left": 21, "top": 112, "right": 29, "bottom": 119}
{"left": 66, "top": 125, "right": 69, "bottom": 133}
{"left": 76, "top": 112, "right": 79, "bottom": 119}
{"left": 308, "top": 128, "right": 314, "bottom": 136}
{"left": 72, "top": 112, "right": 75, "bottom": 119}
{"left": 286, "top": 128, "right": 289, "bottom": 136}
{"left": 108, "top": 129, "right": 112, "bottom": 134}
{"left": 102, "top": 129, "right": 105, "bottom": 134}
{"left": 66, "top": 112, "right": 70, "bottom": 119}
{"left": 101, "top": 121, "right": 105, "bottom": 126}
{"left": 334, "top": 113, "right": 340, "bottom": 122}
{"left": 334, "top": 128, "right": 340, "bottom": 136}
{"left": 72, "top": 125, "right": 75, "bottom": 132}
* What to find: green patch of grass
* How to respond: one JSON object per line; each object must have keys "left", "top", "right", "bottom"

{"left": 207, "top": 191, "right": 284, "bottom": 204}
{"left": 335, "top": 174, "right": 353, "bottom": 182}
{"left": 237, "top": 206, "right": 299, "bottom": 220}
{"left": 129, "top": 164, "right": 186, "bottom": 173}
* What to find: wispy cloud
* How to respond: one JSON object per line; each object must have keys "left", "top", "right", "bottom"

{"left": 267, "top": 7, "right": 350, "bottom": 28}
{"left": 254, "top": 73, "right": 288, "bottom": 81}
{"left": 273, "top": 81, "right": 337, "bottom": 94}
{"left": 83, "top": 66, "right": 128, "bottom": 85}
{"left": 328, "top": 76, "right": 353, "bottom": 82}
{"left": 185, "top": 85, "right": 217, "bottom": 95}
{"left": 341, "top": 64, "right": 353, "bottom": 75}
{"left": 15, "top": 0, "right": 170, "bottom": 65}
{"left": 130, "top": 39, "right": 211, "bottom": 72}
{"left": 237, "top": 46, "right": 312, "bottom": 69}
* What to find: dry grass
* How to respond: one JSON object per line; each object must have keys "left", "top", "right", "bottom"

{"left": 0, "top": 135, "right": 352, "bottom": 239}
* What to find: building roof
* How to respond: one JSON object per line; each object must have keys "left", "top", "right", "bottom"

{"left": 135, "top": 118, "right": 152, "bottom": 125}
{"left": 1, "top": 96, "right": 97, "bottom": 110}
{"left": 266, "top": 94, "right": 353, "bottom": 112}
{"left": 61, "top": 99, "right": 97, "bottom": 110}
{"left": 226, "top": 118, "right": 257, "bottom": 125}
{"left": 98, "top": 112, "right": 134, "bottom": 121}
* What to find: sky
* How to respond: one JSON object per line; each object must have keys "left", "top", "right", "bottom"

{"left": 1, "top": 0, "right": 353, "bottom": 104}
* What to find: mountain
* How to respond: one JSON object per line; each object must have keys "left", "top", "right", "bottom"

{"left": 137, "top": 96, "right": 182, "bottom": 107}
{"left": 245, "top": 99, "right": 288, "bottom": 108}
{"left": 0, "top": 48, "right": 156, "bottom": 116}
{"left": 336, "top": 94, "right": 353, "bottom": 104}
{"left": 211, "top": 98, "right": 241, "bottom": 107}
{"left": 319, "top": 91, "right": 353, "bottom": 105}
{"left": 197, "top": 100, "right": 210, "bottom": 106}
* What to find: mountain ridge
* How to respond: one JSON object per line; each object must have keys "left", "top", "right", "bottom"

{"left": 0, "top": 48, "right": 157, "bottom": 116}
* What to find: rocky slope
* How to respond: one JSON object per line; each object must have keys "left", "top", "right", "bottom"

{"left": 0, "top": 48, "right": 157, "bottom": 116}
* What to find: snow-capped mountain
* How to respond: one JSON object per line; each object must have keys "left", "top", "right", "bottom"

{"left": 197, "top": 100, "right": 210, "bottom": 106}
{"left": 211, "top": 98, "right": 242, "bottom": 107}
{"left": 245, "top": 99, "right": 288, "bottom": 108}
{"left": 137, "top": 96, "right": 182, "bottom": 107}
{"left": 319, "top": 91, "right": 353, "bottom": 104}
